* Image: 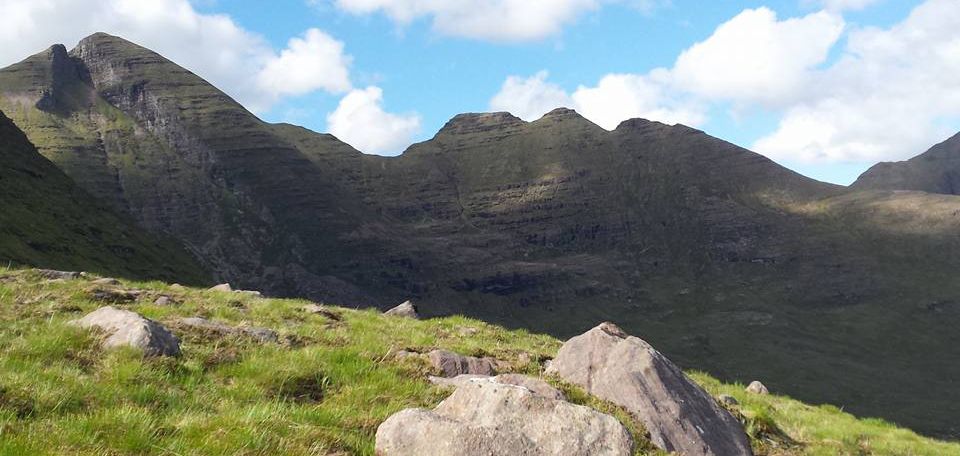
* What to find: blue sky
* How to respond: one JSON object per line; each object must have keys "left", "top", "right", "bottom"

{"left": 3, "top": 0, "right": 957, "bottom": 185}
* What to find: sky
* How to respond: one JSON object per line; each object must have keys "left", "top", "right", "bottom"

{"left": 2, "top": 0, "right": 958, "bottom": 185}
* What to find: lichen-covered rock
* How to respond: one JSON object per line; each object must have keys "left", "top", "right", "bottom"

{"left": 376, "top": 378, "right": 632, "bottom": 455}
{"left": 70, "top": 306, "right": 180, "bottom": 356}
{"left": 427, "top": 349, "right": 497, "bottom": 377}
{"left": 746, "top": 381, "right": 769, "bottom": 395}
{"left": 548, "top": 322, "right": 752, "bottom": 456}
{"left": 384, "top": 300, "right": 419, "bottom": 319}
{"left": 209, "top": 283, "right": 233, "bottom": 292}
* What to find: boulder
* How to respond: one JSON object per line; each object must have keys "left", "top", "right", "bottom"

{"left": 376, "top": 378, "right": 633, "bottom": 455}
{"left": 209, "top": 283, "right": 233, "bottom": 292}
{"left": 89, "top": 277, "right": 121, "bottom": 286}
{"left": 36, "top": 269, "right": 81, "bottom": 280}
{"left": 746, "top": 381, "right": 769, "bottom": 395}
{"left": 70, "top": 306, "right": 180, "bottom": 356}
{"left": 384, "top": 300, "right": 419, "bottom": 319}
{"left": 427, "top": 349, "right": 497, "bottom": 377}
{"left": 174, "top": 317, "right": 278, "bottom": 343}
{"left": 429, "top": 374, "right": 565, "bottom": 401}
{"left": 547, "top": 322, "right": 752, "bottom": 456}
{"left": 153, "top": 296, "right": 173, "bottom": 306}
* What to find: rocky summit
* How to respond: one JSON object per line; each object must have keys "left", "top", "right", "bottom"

{"left": 3, "top": 33, "right": 960, "bottom": 438}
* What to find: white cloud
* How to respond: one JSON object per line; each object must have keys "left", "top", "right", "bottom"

{"left": 329, "top": 0, "right": 603, "bottom": 42}
{"left": 755, "top": 0, "right": 960, "bottom": 162}
{"left": 0, "top": 0, "right": 352, "bottom": 113}
{"left": 670, "top": 7, "right": 844, "bottom": 106}
{"left": 327, "top": 86, "right": 421, "bottom": 155}
{"left": 489, "top": 71, "right": 572, "bottom": 120}
{"left": 258, "top": 28, "right": 353, "bottom": 98}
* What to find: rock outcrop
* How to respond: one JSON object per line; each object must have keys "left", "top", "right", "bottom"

{"left": 376, "top": 378, "right": 633, "bottom": 455}
{"left": 547, "top": 322, "right": 752, "bottom": 456}
{"left": 384, "top": 300, "right": 419, "bottom": 319}
{"left": 173, "top": 317, "right": 278, "bottom": 343}
{"left": 70, "top": 306, "right": 180, "bottom": 356}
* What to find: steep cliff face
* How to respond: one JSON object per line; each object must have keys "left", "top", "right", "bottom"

{"left": 0, "top": 109, "right": 207, "bottom": 282}
{"left": 852, "top": 132, "right": 960, "bottom": 194}
{"left": 4, "top": 33, "right": 960, "bottom": 437}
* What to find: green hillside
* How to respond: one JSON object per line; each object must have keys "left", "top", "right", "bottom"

{"left": 0, "top": 110, "right": 207, "bottom": 283}
{"left": 0, "top": 267, "right": 955, "bottom": 455}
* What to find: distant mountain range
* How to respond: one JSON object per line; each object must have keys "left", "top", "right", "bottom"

{"left": 2, "top": 33, "right": 960, "bottom": 438}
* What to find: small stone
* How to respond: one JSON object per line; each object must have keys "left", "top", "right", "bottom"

{"left": 746, "top": 381, "right": 769, "bottom": 395}
{"left": 302, "top": 304, "right": 342, "bottom": 321}
{"left": 384, "top": 300, "right": 419, "bottom": 319}
{"left": 154, "top": 296, "right": 172, "bottom": 306}
{"left": 718, "top": 395, "right": 739, "bottom": 406}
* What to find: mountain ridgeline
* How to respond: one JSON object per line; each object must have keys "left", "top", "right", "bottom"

{"left": 2, "top": 33, "right": 960, "bottom": 438}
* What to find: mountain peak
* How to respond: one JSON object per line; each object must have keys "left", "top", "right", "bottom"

{"left": 437, "top": 112, "right": 525, "bottom": 136}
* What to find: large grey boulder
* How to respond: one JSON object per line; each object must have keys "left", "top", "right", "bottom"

{"left": 429, "top": 374, "right": 565, "bottom": 401}
{"left": 70, "top": 306, "right": 180, "bottom": 356}
{"left": 427, "top": 349, "right": 497, "bottom": 377}
{"left": 547, "top": 322, "right": 752, "bottom": 456}
{"left": 384, "top": 300, "right": 419, "bottom": 319}
{"left": 376, "top": 378, "right": 633, "bottom": 455}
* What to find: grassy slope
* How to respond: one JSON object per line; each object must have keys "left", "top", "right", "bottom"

{"left": 0, "top": 268, "right": 954, "bottom": 455}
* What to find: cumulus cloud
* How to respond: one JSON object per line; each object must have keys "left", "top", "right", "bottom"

{"left": 329, "top": 0, "right": 617, "bottom": 42}
{"left": 327, "top": 86, "right": 421, "bottom": 155}
{"left": 0, "top": 0, "right": 352, "bottom": 113}
{"left": 258, "top": 28, "right": 353, "bottom": 98}
{"left": 671, "top": 8, "right": 844, "bottom": 106}
{"left": 754, "top": 0, "right": 960, "bottom": 162}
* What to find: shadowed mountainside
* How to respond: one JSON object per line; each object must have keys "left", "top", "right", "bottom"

{"left": 0, "top": 109, "right": 207, "bottom": 282}
{"left": 853, "top": 132, "right": 960, "bottom": 194}
{"left": 2, "top": 33, "right": 960, "bottom": 438}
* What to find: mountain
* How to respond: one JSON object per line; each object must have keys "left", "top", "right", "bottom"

{"left": 0, "top": 109, "right": 207, "bottom": 282}
{"left": 853, "top": 132, "right": 960, "bottom": 194}
{"left": 2, "top": 33, "right": 960, "bottom": 438}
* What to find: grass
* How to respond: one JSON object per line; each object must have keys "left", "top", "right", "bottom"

{"left": 0, "top": 267, "right": 956, "bottom": 455}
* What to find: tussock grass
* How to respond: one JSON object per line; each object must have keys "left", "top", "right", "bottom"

{"left": 0, "top": 268, "right": 955, "bottom": 455}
